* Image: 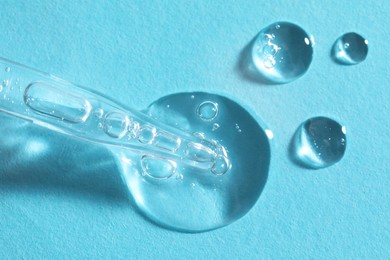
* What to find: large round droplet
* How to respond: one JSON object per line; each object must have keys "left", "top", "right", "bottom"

{"left": 251, "top": 21, "right": 314, "bottom": 84}
{"left": 332, "top": 32, "right": 368, "bottom": 65}
{"left": 292, "top": 117, "right": 347, "bottom": 169}
{"left": 116, "top": 92, "right": 271, "bottom": 232}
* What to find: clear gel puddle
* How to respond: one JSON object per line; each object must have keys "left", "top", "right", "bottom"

{"left": 291, "top": 117, "right": 346, "bottom": 169}
{"left": 0, "top": 58, "right": 271, "bottom": 232}
{"left": 115, "top": 92, "right": 271, "bottom": 232}
{"left": 332, "top": 32, "right": 368, "bottom": 65}
{"left": 251, "top": 21, "right": 314, "bottom": 84}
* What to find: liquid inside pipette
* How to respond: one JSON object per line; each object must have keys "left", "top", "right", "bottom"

{"left": 0, "top": 57, "right": 230, "bottom": 178}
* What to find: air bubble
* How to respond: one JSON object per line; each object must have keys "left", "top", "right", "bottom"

{"left": 176, "top": 173, "right": 184, "bottom": 180}
{"left": 211, "top": 155, "right": 231, "bottom": 176}
{"left": 24, "top": 82, "right": 92, "bottom": 123}
{"left": 141, "top": 155, "right": 177, "bottom": 180}
{"left": 251, "top": 21, "right": 313, "bottom": 83}
{"left": 332, "top": 32, "right": 368, "bottom": 65}
{"left": 212, "top": 123, "right": 220, "bottom": 131}
{"left": 196, "top": 101, "right": 219, "bottom": 121}
{"left": 103, "top": 112, "right": 129, "bottom": 138}
{"left": 185, "top": 141, "right": 217, "bottom": 162}
{"left": 292, "top": 116, "right": 346, "bottom": 169}
{"left": 138, "top": 125, "right": 157, "bottom": 144}
{"left": 154, "top": 131, "right": 181, "bottom": 152}
{"left": 2, "top": 80, "right": 9, "bottom": 88}
{"left": 128, "top": 121, "right": 140, "bottom": 138}
{"left": 94, "top": 108, "right": 104, "bottom": 118}
{"left": 5, "top": 67, "right": 10, "bottom": 72}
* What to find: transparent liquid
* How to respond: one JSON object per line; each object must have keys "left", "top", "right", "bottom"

{"left": 251, "top": 22, "right": 314, "bottom": 84}
{"left": 292, "top": 117, "right": 346, "bottom": 169}
{"left": 114, "top": 92, "right": 271, "bottom": 232}
{"left": 332, "top": 32, "right": 368, "bottom": 65}
{"left": 0, "top": 58, "right": 271, "bottom": 232}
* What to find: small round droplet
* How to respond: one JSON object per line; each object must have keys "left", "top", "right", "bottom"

{"left": 251, "top": 21, "right": 314, "bottom": 83}
{"left": 103, "top": 112, "right": 129, "bottom": 138}
{"left": 212, "top": 123, "right": 220, "bottom": 131}
{"left": 196, "top": 101, "right": 219, "bottom": 122}
{"left": 5, "top": 67, "right": 10, "bottom": 73}
{"left": 332, "top": 32, "right": 368, "bottom": 65}
{"left": 292, "top": 117, "right": 347, "bottom": 169}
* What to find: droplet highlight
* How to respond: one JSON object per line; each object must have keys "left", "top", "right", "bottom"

{"left": 292, "top": 117, "right": 346, "bottom": 169}
{"left": 251, "top": 21, "right": 314, "bottom": 83}
{"left": 332, "top": 32, "right": 368, "bottom": 65}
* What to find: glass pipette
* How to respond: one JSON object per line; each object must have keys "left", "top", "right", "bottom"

{"left": 0, "top": 57, "right": 230, "bottom": 177}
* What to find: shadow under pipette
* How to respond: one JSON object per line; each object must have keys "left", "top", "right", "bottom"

{"left": 0, "top": 114, "right": 130, "bottom": 205}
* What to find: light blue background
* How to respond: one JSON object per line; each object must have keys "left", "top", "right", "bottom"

{"left": 1, "top": 0, "right": 389, "bottom": 258}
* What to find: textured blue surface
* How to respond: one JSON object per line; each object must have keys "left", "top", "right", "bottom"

{"left": 1, "top": 0, "right": 389, "bottom": 258}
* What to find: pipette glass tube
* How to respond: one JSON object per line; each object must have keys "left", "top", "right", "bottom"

{"left": 0, "top": 57, "right": 230, "bottom": 176}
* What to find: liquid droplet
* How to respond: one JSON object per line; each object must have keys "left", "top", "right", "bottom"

{"left": 196, "top": 101, "right": 219, "bottom": 121}
{"left": 119, "top": 92, "right": 272, "bottom": 232}
{"left": 141, "top": 155, "right": 177, "bottom": 180}
{"left": 212, "top": 123, "right": 220, "bottom": 131}
{"left": 292, "top": 117, "right": 346, "bottom": 169}
{"left": 332, "top": 32, "right": 368, "bottom": 65}
{"left": 251, "top": 21, "right": 313, "bottom": 83}
{"left": 103, "top": 112, "right": 129, "bottom": 138}
{"left": 5, "top": 67, "right": 10, "bottom": 72}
